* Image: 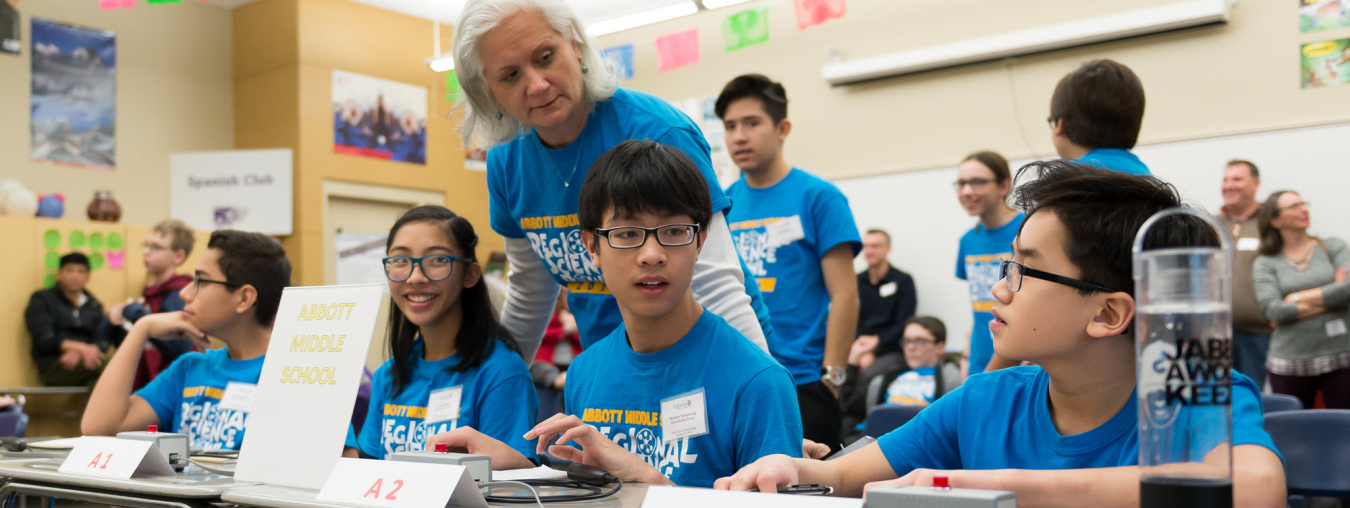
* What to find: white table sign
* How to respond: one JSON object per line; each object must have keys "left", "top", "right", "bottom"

{"left": 642, "top": 485, "right": 863, "bottom": 508}
{"left": 58, "top": 437, "right": 176, "bottom": 479}
{"left": 316, "top": 458, "right": 486, "bottom": 508}
{"left": 234, "top": 284, "right": 385, "bottom": 490}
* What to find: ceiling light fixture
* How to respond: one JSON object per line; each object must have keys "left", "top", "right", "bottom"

{"left": 587, "top": 1, "right": 699, "bottom": 37}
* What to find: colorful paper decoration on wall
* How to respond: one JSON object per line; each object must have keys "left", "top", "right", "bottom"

{"left": 1301, "top": 0, "right": 1350, "bottom": 33}
{"left": 655, "top": 28, "right": 700, "bottom": 72}
{"left": 99, "top": 0, "right": 136, "bottom": 9}
{"left": 723, "top": 6, "right": 769, "bottom": 52}
{"left": 1301, "top": 37, "right": 1350, "bottom": 88}
{"left": 445, "top": 70, "right": 459, "bottom": 102}
{"left": 601, "top": 44, "right": 635, "bottom": 81}
{"left": 108, "top": 231, "right": 123, "bottom": 249}
{"left": 146, "top": 0, "right": 181, "bottom": 3}
{"left": 793, "top": 0, "right": 845, "bottom": 31}
{"left": 31, "top": 18, "right": 117, "bottom": 169}
{"left": 107, "top": 250, "right": 125, "bottom": 270}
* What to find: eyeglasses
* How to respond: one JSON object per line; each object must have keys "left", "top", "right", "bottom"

{"left": 382, "top": 255, "right": 473, "bottom": 282}
{"left": 952, "top": 178, "right": 994, "bottom": 191}
{"left": 143, "top": 242, "right": 172, "bottom": 253}
{"left": 594, "top": 224, "right": 700, "bottom": 249}
{"left": 902, "top": 338, "right": 937, "bottom": 347}
{"left": 1279, "top": 201, "right": 1310, "bottom": 213}
{"left": 999, "top": 258, "right": 1117, "bottom": 294}
{"left": 192, "top": 274, "right": 242, "bottom": 293}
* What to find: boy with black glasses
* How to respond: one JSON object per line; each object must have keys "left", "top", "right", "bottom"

{"left": 717, "top": 160, "right": 1285, "bottom": 507}
{"left": 82, "top": 231, "right": 291, "bottom": 451}
{"left": 449, "top": 140, "right": 803, "bottom": 487}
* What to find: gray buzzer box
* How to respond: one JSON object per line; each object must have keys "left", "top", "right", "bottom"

{"left": 116, "top": 427, "right": 190, "bottom": 472}
{"left": 865, "top": 485, "right": 1017, "bottom": 508}
{"left": 390, "top": 448, "right": 491, "bottom": 492}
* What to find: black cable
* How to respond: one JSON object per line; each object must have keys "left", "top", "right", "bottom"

{"left": 483, "top": 478, "right": 622, "bottom": 504}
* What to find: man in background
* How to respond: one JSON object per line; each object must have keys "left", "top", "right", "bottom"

{"left": 25, "top": 253, "right": 110, "bottom": 387}
{"left": 1214, "top": 160, "right": 1272, "bottom": 387}
{"left": 853, "top": 228, "right": 916, "bottom": 375}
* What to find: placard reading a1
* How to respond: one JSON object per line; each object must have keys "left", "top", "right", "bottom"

{"left": 59, "top": 437, "right": 176, "bottom": 479}
{"left": 234, "top": 284, "right": 385, "bottom": 490}
{"left": 317, "top": 458, "right": 486, "bottom": 508}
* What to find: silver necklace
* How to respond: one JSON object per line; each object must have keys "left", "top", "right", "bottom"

{"left": 543, "top": 124, "right": 588, "bottom": 188}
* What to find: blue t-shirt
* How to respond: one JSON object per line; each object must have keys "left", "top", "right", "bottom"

{"left": 877, "top": 366, "right": 1280, "bottom": 474}
{"left": 487, "top": 87, "right": 772, "bottom": 348}
{"left": 1078, "top": 148, "right": 1151, "bottom": 175}
{"left": 134, "top": 347, "right": 264, "bottom": 451}
{"left": 564, "top": 310, "right": 803, "bottom": 487}
{"left": 355, "top": 339, "right": 538, "bottom": 462}
{"left": 885, "top": 366, "right": 937, "bottom": 407}
{"left": 955, "top": 213, "right": 1024, "bottom": 373}
{"left": 725, "top": 169, "right": 861, "bottom": 385}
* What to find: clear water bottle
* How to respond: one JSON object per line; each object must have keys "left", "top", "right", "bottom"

{"left": 1133, "top": 208, "right": 1233, "bottom": 508}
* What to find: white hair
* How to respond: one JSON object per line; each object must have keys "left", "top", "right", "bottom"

{"left": 453, "top": 0, "right": 619, "bottom": 148}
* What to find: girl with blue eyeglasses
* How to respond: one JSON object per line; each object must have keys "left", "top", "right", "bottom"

{"left": 343, "top": 206, "right": 539, "bottom": 468}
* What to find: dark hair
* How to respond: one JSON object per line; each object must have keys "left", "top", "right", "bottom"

{"left": 1256, "top": 190, "right": 1299, "bottom": 256}
{"left": 385, "top": 206, "right": 518, "bottom": 397}
{"left": 578, "top": 140, "right": 712, "bottom": 244}
{"left": 207, "top": 230, "right": 291, "bottom": 327}
{"left": 1049, "top": 60, "right": 1146, "bottom": 150}
{"left": 904, "top": 316, "right": 946, "bottom": 344}
{"left": 714, "top": 74, "right": 788, "bottom": 125}
{"left": 152, "top": 220, "right": 195, "bottom": 257}
{"left": 865, "top": 228, "right": 891, "bottom": 244}
{"left": 59, "top": 253, "right": 90, "bottom": 269}
{"left": 1226, "top": 159, "right": 1260, "bottom": 179}
{"left": 1012, "top": 160, "right": 1217, "bottom": 299}
{"left": 962, "top": 150, "right": 1012, "bottom": 183}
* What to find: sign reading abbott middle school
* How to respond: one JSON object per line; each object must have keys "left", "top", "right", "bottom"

{"left": 234, "top": 284, "right": 384, "bottom": 491}
{"left": 169, "top": 149, "right": 294, "bottom": 235}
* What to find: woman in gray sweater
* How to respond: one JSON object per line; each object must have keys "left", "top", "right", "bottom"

{"left": 1253, "top": 190, "right": 1350, "bottom": 409}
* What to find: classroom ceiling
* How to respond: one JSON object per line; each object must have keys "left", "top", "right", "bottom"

{"left": 342, "top": 0, "right": 692, "bottom": 28}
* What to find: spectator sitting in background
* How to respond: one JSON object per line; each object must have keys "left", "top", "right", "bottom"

{"left": 853, "top": 228, "right": 917, "bottom": 386}
{"left": 107, "top": 220, "right": 198, "bottom": 389}
{"left": 839, "top": 316, "right": 961, "bottom": 443}
{"left": 530, "top": 288, "right": 581, "bottom": 393}
{"left": 25, "top": 253, "right": 110, "bottom": 387}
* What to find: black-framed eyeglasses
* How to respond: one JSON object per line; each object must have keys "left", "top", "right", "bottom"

{"left": 1279, "top": 201, "right": 1310, "bottom": 213}
{"left": 902, "top": 338, "right": 937, "bottom": 347}
{"left": 952, "top": 178, "right": 994, "bottom": 191}
{"left": 382, "top": 254, "right": 474, "bottom": 282}
{"left": 999, "top": 258, "right": 1117, "bottom": 294}
{"left": 192, "top": 274, "right": 242, "bottom": 292}
{"left": 594, "top": 224, "right": 700, "bottom": 249}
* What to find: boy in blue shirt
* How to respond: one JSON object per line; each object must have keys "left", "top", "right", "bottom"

{"left": 82, "top": 231, "right": 291, "bottom": 451}
{"left": 717, "top": 74, "right": 861, "bottom": 450}
{"left": 955, "top": 151, "right": 1024, "bottom": 373}
{"left": 717, "top": 161, "right": 1286, "bottom": 507}
{"left": 1049, "top": 59, "right": 1152, "bottom": 176}
{"left": 449, "top": 140, "right": 803, "bottom": 488}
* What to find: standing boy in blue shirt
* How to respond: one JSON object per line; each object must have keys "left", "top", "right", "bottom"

{"left": 955, "top": 151, "right": 1024, "bottom": 373}
{"left": 717, "top": 74, "right": 861, "bottom": 450}
{"left": 717, "top": 161, "right": 1286, "bottom": 508}
{"left": 1049, "top": 59, "right": 1152, "bottom": 176}
{"left": 82, "top": 231, "right": 291, "bottom": 451}
{"left": 443, "top": 140, "right": 802, "bottom": 488}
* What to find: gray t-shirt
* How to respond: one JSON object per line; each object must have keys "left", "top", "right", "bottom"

{"left": 1253, "top": 237, "right": 1350, "bottom": 361}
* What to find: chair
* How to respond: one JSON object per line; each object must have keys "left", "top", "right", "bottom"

{"left": 1261, "top": 393, "right": 1303, "bottom": 413}
{"left": 0, "top": 405, "right": 28, "bottom": 438}
{"left": 864, "top": 405, "right": 923, "bottom": 438}
{"left": 1263, "top": 409, "right": 1350, "bottom": 505}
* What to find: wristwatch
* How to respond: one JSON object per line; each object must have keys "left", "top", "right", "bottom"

{"left": 1292, "top": 294, "right": 1302, "bottom": 303}
{"left": 822, "top": 366, "right": 847, "bottom": 387}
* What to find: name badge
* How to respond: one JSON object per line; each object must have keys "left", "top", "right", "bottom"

{"left": 218, "top": 381, "right": 258, "bottom": 413}
{"left": 660, "top": 388, "right": 709, "bottom": 443}
{"left": 879, "top": 282, "right": 898, "bottom": 298}
{"left": 1328, "top": 319, "right": 1347, "bottom": 337}
{"left": 1237, "top": 237, "right": 1260, "bottom": 251}
{"left": 424, "top": 386, "right": 463, "bottom": 425}
{"left": 767, "top": 215, "right": 806, "bottom": 247}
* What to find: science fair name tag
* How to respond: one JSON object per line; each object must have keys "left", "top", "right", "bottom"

{"left": 59, "top": 437, "right": 176, "bottom": 479}
{"left": 218, "top": 382, "right": 258, "bottom": 413}
{"left": 767, "top": 215, "right": 806, "bottom": 247}
{"left": 660, "top": 388, "right": 710, "bottom": 443}
{"left": 317, "top": 458, "right": 486, "bottom": 508}
{"left": 1237, "top": 237, "right": 1260, "bottom": 251}
{"left": 1327, "top": 319, "right": 1347, "bottom": 337}
{"left": 879, "top": 282, "right": 898, "bottom": 298}
{"left": 424, "top": 386, "right": 463, "bottom": 425}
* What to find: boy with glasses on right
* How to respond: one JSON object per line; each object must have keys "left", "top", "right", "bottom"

{"left": 717, "top": 160, "right": 1284, "bottom": 507}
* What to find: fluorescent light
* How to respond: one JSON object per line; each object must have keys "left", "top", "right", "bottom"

{"left": 822, "top": 0, "right": 1229, "bottom": 86}
{"left": 587, "top": 1, "right": 699, "bottom": 37}
{"left": 701, "top": 0, "right": 754, "bottom": 9}
{"left": 427, "top": 54, "right": 455, "bottom": 72}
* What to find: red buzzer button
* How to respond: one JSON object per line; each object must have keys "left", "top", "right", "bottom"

{"left": 932, "top": 476, "right": 950, "bottom": 489}
{"left": 148, "top": 425, "right": 158, "bottom": 433}
{"left": 434, "top": 443, "right": 448, "bottom": 453}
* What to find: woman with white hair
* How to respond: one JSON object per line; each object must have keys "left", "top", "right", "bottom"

{"left": 451, "top": 0, "right": 773, "bottom": 362}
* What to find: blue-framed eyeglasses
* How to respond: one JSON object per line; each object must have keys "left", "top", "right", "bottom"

{"left": 382, "top": 255, "right": 473, "bottom": 282}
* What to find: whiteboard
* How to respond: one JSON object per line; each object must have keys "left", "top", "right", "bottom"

{"left": 835, "top": 122, "right": 1350, "bottom": 354}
